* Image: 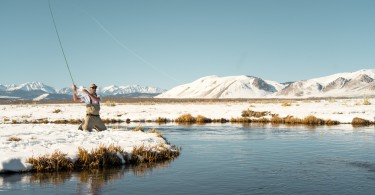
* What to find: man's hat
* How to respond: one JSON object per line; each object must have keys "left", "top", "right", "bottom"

{"left": 90, "top": 83, "right": 97, "bottom": 88}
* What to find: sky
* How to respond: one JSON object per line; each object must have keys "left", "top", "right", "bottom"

{"left": 0, "top": 0, "right": 374, "bottom": 90}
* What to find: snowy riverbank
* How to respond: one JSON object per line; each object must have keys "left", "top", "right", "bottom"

{"left": 0, "top": 124, "right": 176, "bottom": 173}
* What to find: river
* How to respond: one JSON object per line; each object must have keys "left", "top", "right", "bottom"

{"left": 1, "top": 124, "right": 375, "bottom": 194}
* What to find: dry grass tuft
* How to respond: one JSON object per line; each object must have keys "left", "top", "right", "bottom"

{"left": 102, "top": 118, "right": 124, "bottom": 124}
{"left": 7, "top": 136, "right": 22, "bottom": 142}
{"left": 281, "top": 102, "right": 292, "bottom": 107}
{"left": 52, "top": 109, "right": 62, "bottom": 113}
{"left": 175, "top": 113, "right": 196, "bottom": 123}
{"left": 271, "top": 115, "right": 284, "bottom": 123}
{"left": 269, "top": 115, "right": 339, "bottom": 125}
{"left": 363, "top": 99, "right": 371, "bottom": 105}
{"left": 251, "top": 117, "right": 270, "bottom": 123}
{"left": 155, "top": 117, "right": 168, "bottom": 123}
{"left": 53, "top": 119, "right": 82, "bottom": 124}
{"left": 325, "top": 119, "right": 340, "bottom": 125}
{"left": 303, "top": 115, "right": 325, "bottom": 125}
{"left": 27, "top": 150, "right": 74, "bottom": 172}
{"left": 284, "top": 116, "right": 303, "bottom": 124}
{"left": 3, "top": 117, "right": 10, "bottom": 123}
{"left": 30, "top": 118, "right": 49, "bottom": 124}
{"left": 75, "top": 144, "right": 126, "bottom": 169}
{"left": 241, "top": 109, "right": 269, "bottom": 118}
{"left": 212, "top": 118, "right": 228, "bottom": 123}
{"left": 352, "top": 117, "right": 371, "bottom": 126}
{"left": 230, "top": 117, "right": 251, "bottom": 123}
{"left": 104, "top": 101, "right": 116, "bottom": 107}
{"left": 196, "top": 115, "right": 212, "bottom": 123}
{"left": 130, "top": 144, "right": 181, "bottom": 164}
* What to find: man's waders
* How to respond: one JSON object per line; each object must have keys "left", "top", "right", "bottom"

{"left": 78, "top": 99, "right": 107, "bottom": 131}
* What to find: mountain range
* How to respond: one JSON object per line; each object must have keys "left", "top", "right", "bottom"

{"left": 1, "top": 69, "right": 374, "bottom": 101}
{"left": 0, "top": 83, "right": 166, "bottom": 101}
{"left": 157, "top": 69, "right": 375, "bottom": 98}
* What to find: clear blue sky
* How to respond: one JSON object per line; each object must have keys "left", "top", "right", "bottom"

{"left": 1, "top": 0, "right": 374, "bottom": 90}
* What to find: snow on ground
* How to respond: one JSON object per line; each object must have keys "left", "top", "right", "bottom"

{"left": 1, "top": 98, "right": 374, "bottom": 123}
{"left": 0, "top": 124, "right": 168, "bottom": 173}
{"left": 0, "top": 98, "right": 374, "bottom": 172}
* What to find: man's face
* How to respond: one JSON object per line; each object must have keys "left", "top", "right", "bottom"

{"left": 90, "top": 86, "right": 97, "bottom": 93}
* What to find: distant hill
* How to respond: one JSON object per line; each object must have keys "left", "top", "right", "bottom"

{"left": 157, "top": 69, "right": 375, "bottom": 98}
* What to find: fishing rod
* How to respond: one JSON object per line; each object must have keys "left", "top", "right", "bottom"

{"left": 48, "top": 0, "right": 75, "bottom": 85}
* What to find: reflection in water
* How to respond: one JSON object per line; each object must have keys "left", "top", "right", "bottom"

{"left": 0, "top": 160, "right": 174, "bottom": 194}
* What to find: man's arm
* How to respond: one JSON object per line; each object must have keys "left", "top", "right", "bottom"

{"left": 72, "top": 85, "right": 81, "bottom": 102}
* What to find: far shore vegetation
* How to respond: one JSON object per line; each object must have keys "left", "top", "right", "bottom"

{"left": 4, "top": 111, "right": 374, "bottom": 126}
{"left": 1, "top": 97, "right": 374, "bottom": 126}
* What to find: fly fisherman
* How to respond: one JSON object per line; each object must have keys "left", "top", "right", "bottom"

{"left": 73, "top": 84, "right": 107, "bottom": 131}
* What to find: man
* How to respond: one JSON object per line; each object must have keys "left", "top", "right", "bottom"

{"left": 73, "top": 83, "right": 107, "bottom": 131}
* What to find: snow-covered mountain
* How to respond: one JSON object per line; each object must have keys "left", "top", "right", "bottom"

{"left": 0, "top": 82, "right": 166, "bottom": 101}
{"left": 5, "top": 82, "right": 57, "bottom": 94}
{"left": 157, "top": 69, "right": 375, "bottom": 99}
{"left": 277, "top": 69, "right": 375, "bottom": 97}
{"left": 157, "top": 75, "right": 287, "bottom": 98}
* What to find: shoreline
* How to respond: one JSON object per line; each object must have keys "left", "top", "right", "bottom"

{"left": 1, "top": 98, "right": 374, "bottom": 125}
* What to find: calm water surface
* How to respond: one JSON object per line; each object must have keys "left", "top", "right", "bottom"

{"left": 1, "top": 124, "right": 375, "bottom": 194}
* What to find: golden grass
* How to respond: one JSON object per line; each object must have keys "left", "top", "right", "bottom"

{"left": 251, "top": 117, "right": 270, "bottom": 123}
{"left": 102, "top": 118, "right": 124, "bottom": 124}
{"left": 27, "top": 150, "right": 74, "bottom": 172}
{"left": 155, "top": 117, "right": 168, "bottom": 123}
{"left": 230, "top": 117, "right": 251, "bottom": 123}
{"left": 130, "top": 144, "right": 181, "bottom": 164}
{"left": 196, "top": 115, "right": 212, "bottom": 123}
{"left": 271, "top": 115, "right": 284, "bottom": 123}
{"left": 27, "top": 142, "right": 181, "bottom": 172}
{"left": 53, "top": 119, "right": 82, "bottom": 124}
{"left": 269, "top": 115, "right": 340, "bottom": 125}
{"left": 325, "top": 119, "right": 340, "bottom": 125}
{"left": 352, "top": 117, "right": 371, "bottom": 126}
{"left": 175, "top": 113, "right": 196, "bottom": 123}
{"left": 363, "top": 99, "right": 371, "bottom": 105}
{"left": 3, "top": 117, "right": 10, "bottom": 123}
{"left": 212, "top": 118, "right": 228, "bottom": 123}
{"left": 241, "top": 109, "right": 269, "bottom": 118}
{"left": 30, "top": 118, "right": 49, "bottom": 124}
{"left": 104, "top": 101, "right": 116, "bottom": 107}
{"left": 281, "top": 102, "right": 292, "bottom": 107}
{"left": 7, "top": 136, "right": 21, "bottom": 142}
{"left": 303, "top": 115, "right": 325, "bottom": 125}
{"left": 74, "top": 144, "right": 125, "bottom": 169}
{"left": 284, "top": 116, "right": 303, "bottom": 124}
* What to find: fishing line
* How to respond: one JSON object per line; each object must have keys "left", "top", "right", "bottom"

{"left": 48, "top": 0, "right": 75, "bottom": 85}
{"left": 74, "top": 4, "right": 179, "bottom": 83}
